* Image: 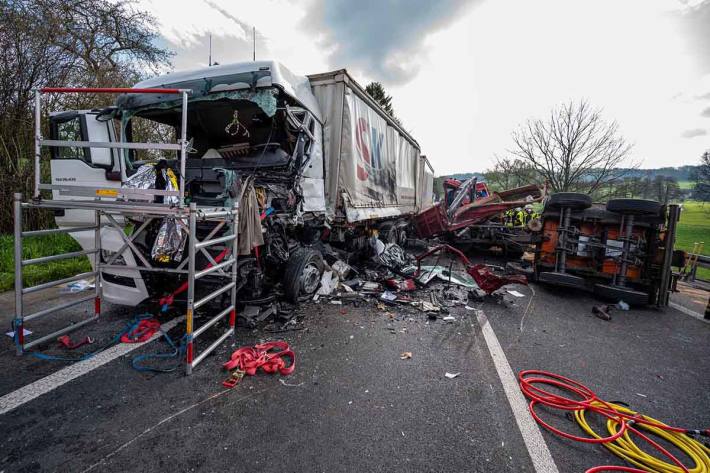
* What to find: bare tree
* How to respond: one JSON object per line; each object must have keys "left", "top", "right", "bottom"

{"left": 510, "top": 100, "right": 633, "bottom": 194}
{"left": 483, "top": 157, "right": 541, "bottom": 191}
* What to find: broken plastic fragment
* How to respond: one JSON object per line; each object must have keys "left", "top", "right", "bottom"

{"left": 445, "top": 372, "right": 460, "bottom": 379}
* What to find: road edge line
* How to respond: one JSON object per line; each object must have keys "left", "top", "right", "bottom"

{"left": 0, "top": 316, "right": 185, "bottom": 416}
{"left": 476, "top": 309, "right": 560, "bottom": 473}
{"left": 669, "top": 302, "right": 709, "bottom": 324}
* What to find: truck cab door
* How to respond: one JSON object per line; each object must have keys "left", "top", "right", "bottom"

{"left": 49, "top": 110, "right": 149, "bottom": 307}
{"left": 49, "top": 110, "right": 122, "bottom": 227}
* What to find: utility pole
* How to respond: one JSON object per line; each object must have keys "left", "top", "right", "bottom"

{"left": 253, "top": 26, "right": 256, "bottom": 61}
{"left": 208, "top": 34, "right": 212, "bottom": 67}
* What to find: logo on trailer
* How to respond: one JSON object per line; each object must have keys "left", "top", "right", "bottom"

{"left": 355, "top": 117, "right": 384, "bottom": 181}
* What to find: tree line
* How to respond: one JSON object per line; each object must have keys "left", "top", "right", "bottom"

{"left": 0, "top": 0, "right": 171, "bottom": 232}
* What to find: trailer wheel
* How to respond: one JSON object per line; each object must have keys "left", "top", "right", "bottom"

{"left": 397, "top": 227, "right": 408, "bottom": 247}
{"left": 593, "top": 283, "right": 650, "bottom": 306}
{"left": 379, "top": 223, "right": 399, "bottom": 245}
{"left": 606, "top": 199, "right": 661, "bottom": 216}
{"left": 283, "top": 247, "right": 324, "bottom": 303}
{"left": 545, "top": 192, "right": 592, "bottom": 211}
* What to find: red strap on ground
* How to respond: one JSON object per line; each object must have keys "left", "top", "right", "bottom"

{"left": 120, "top": 319, "right": 161, "bottom": 343}
{"left": 57, "top": 335, "right": 94, "bottom": 350}
{"left": 223, "top": 341, "right": 295, "bottom": 386}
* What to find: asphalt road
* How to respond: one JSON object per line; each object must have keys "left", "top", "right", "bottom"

{"left": 1, "top": 266, "right": 708, "bottom": 473}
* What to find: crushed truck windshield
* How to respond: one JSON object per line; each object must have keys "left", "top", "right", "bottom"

{"left": 121, "top": 87, "right": 314, "bottom": 173}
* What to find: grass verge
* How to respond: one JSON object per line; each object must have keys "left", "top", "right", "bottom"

{"left": 676, "top": 201, "right": 710, "bottom": 281}
{"left": 0, "top": 233, "right": 92, "bottom": 292}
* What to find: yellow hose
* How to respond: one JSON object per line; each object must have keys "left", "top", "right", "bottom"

{"left": 575, "top": 401, "right": 710, "bottom": 473}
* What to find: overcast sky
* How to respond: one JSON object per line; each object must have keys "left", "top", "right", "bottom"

{"left": 141, "top": 0, "right": 710, "bottom": 175}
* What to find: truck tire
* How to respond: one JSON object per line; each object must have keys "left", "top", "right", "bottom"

{"left": 606, "top": 199, "right": 661, "bottom": 216}
{"left": 545, "top": 192, "right": 592, "bottom": 211}
{"left": 379, "top": 223, "right": 399, "bottom": 245}
{"left": 396, "top": 227, "right": 408, "bottom": 247}
{"left": 283, "top": 247, "right": 324, "bottom": 303}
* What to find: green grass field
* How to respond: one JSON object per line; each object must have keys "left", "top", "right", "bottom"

{"left": 676, "top": 201, "right": 710, "bottom": 280}
{"left": 0, "top": 233, "right": 91, "bottom": 292}
{"left": 677, "top": 180, "right": 695, "bottom": 190}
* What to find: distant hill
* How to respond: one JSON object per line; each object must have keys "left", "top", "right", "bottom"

{"left": 433, "top": 165, "right": 700, "bottom": 199}
{"left": 437, "top": 166, "right": 698, "bottom": 182}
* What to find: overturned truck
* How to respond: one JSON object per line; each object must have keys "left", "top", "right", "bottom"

{"left": 51, "top": 61, "right": 434, "bottom": 306}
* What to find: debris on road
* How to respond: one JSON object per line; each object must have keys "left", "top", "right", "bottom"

{"left": 60, "top": 279, "right": 94, "bottom": 293}
{"left": 400, "top": 352, "right": 413, "bottom": 360}
{"left": 616, "top": 300, "right": 630, "bottom": 311}
{"left": 445, "top": 372, "right": 460, "bottom": 379}
{"left": 592, "top": 305, "right": 613, "bottom": 321}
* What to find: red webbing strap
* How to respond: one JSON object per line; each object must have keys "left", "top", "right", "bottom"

{"left": 120, "top": 319, "right": 161, "bottom": 343}
{"left": 222, "top": 341, "right": 295, "bottom": 387}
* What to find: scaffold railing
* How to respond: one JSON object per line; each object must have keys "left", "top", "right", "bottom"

{"left": 12, "top": 86, "right": 240, "bottom": 373}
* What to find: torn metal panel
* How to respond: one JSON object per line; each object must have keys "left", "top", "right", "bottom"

{"left": 300, "top": 177, "right": 326, "bottom": 212}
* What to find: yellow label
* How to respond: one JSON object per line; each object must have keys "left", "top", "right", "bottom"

{"left": 186, "top": 309, "right": 193, "bottom": 333}
{"left": 96, "top": 189, "right": 118, "bottom": 197}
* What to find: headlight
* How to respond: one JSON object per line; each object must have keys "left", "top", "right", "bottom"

{"left": 101, "top": 249, "right": 126, "bottom": 265}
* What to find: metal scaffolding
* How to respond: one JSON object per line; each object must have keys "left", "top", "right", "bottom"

{"left": 12, "top": 87, "right": 239, "bottom": 374}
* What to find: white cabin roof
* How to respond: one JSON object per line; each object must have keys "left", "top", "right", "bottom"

{"left": 132, "top": 60, "right": 322, "bottom": 121}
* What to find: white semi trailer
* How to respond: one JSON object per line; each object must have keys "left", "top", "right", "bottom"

{"left": 50, "top": 61, "right": 434, "bottom": 306}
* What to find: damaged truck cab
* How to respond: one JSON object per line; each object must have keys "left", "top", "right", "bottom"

{"left": 50, "top": 61, "right": 434, "bottom": 307}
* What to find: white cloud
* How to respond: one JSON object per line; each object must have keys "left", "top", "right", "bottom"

{"left": 139, "top": 0, "right": 710, "bottom": 174}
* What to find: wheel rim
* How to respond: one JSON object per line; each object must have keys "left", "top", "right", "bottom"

{"left": 398, "top": 229, "right": 407, "bottom": 247}
{"left": 300, "top": 262, "right": 321, "bottom": 294}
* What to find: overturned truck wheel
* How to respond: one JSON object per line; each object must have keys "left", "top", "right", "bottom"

{"left": 606, "top": 198, "right": 661, "bottom": 216}
{"left": 545, "top": 192, "right": 592, "bottom": 211}
{"left": 283, "top": 247, "right": 325, "bottom": 303}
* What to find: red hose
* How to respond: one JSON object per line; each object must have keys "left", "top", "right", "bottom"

{"left": 518, "top": 370, "right": 700, "bottom": 473}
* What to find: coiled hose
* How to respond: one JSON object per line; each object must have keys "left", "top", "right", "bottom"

{"left": 519, "top": 370, "right": 710, "bottom": 473}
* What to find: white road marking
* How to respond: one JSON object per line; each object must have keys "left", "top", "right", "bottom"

{"left": 475, "top": 309, "right": 560, "bottom": 473}
{"left": 669, "top": 302, "right": 709, "bottom": 324}
{"left": 0, "top": 316, "right": 185, "bottom": 416}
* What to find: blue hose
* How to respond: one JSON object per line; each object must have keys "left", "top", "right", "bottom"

{"left": 18, "top": 313, "right": 155, "bottom": 363}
